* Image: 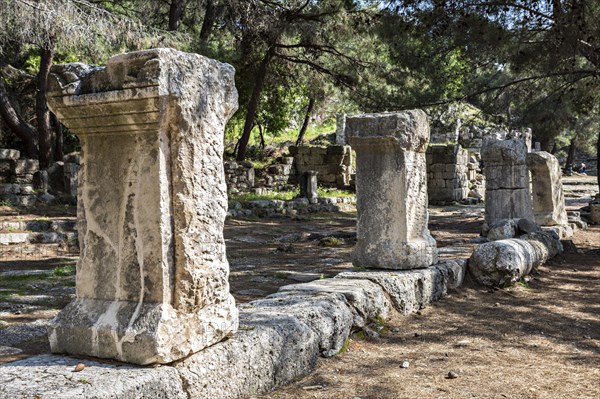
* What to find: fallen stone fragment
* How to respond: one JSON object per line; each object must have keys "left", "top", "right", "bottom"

{"left": 400, "top": 361, "right": 410, "bottom": 368}
{"left": 468, "top": 232, "right": 563, "bottom": 287}
{"left": 73, "top": 363, "right": 85, "bottom": 372}
{"left": 447, "top": 371, "right": 459, "bottom": 379}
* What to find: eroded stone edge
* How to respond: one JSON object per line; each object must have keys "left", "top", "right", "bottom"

{"left": 0, "top": 260, "right": 466, "bottom": 399}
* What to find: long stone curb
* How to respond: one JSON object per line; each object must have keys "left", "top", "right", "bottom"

{"left": 0, "top": 260, "right": 466, "bottom": 399}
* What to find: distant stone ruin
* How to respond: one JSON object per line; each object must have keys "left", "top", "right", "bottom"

{"left": 346, "top": 110, "right": 438, "bottom": 269}
{"left": 289, "top": 144, "right": 353, "bottom": 188}
{"left": 481, "top": 137, "right": 534, "bottom": 227}
{"left": 527, "top": 151, "right": 571, "bottom": 238}
{"left": 426, "top": 144, "right": 470, "bottom": 204}
{"left": 46, "top": 48, "right": 239, "bottom": 365}
{"left": 0, "top": 149, "right": 38, "bottom": 206}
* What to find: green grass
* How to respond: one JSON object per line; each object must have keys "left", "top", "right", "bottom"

{"left": 0, "top": 273, "right": 51, "bottom": 283}
{"left": 52, "top": 264, "right": 76, "bottom": 277}
{"left": 270, "top": 123, "right": 336, "bottom": 146}
{"left": 338, "top": 337, "right": 351, "bottom": 354}
{"left": 316, "top": 187, "right": 355, "bottom": 198}
{"left": 319, "top": 236, "right": 344, "bottom": 247}
{"left": 229, "top": 188, "right": 299, "bottom": 202}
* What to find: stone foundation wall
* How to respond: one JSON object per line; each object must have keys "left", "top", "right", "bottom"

{"left": 257, "top": 156, "right": 296, "bottom": 191}
{"left": 0, "top": 149, "right": 39, "bottom": 207}
{"left": 224, "top": 160, "right": 255, "bottom": 194}
{"left": 426, "top": 144, "right": 469, "bottom": 204}
{"left": 289, "top": 145, "right": 353, "bottom": 188}
{"left": 227, "top": 196, "right": 356, "bottom": 218}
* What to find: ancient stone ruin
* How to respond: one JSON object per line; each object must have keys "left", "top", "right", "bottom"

{"left": 527, "top": 151, "right": 571, "bottom": 237}
{"left": 45, "top": 48, "right": 239, "bottom": 364}
{"left": 426, "top": 144, "right": 470, "bottom": 204}
{"left": 335, "top": 113, "right": 347, "bottom": 145}
{"left": 346, "top": 110, "right": 437, "bottom": 269}
{"left": 0, "top": 149, "right": 39, "bottom": 207}
{"left": 289, "top": 144, "right": 353, "bottom": 188}
{"left": 481, "top": 137, "right": 534, "bottom": 227}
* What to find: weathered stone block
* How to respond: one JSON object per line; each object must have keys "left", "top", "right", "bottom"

{"left": 0, "top": 148, "right": 20, "bottom": 160}
{"left": 484, "top": 188, "right": 534, "bottom": 224}
{"left": 13, "top": 159, "right": 39, "bottom": 175}
{"left": 484, "top": 165, "right": 529, "bottom": 190}
{"left": 346, "top": 110, "right": 437, "bottom": 269}
{"left": 527, "top": 151, "right": 567, "bottom": 226}
{"left": 278, "top": 278, "right": 390, "bottom": 324}
{"left": 0, "top": 183, "right": 20, "bottom": 195}
{"left": 46, "top": 48, "right": 239, "bottom": 365}
{"left": 0, "top": 355, "right": 187, "bottom": 399}
{"left": 335, "top": 113, "right": 347, "bottom": 145}
{"left": 590, "top": 203, "right": 600, "bottom": 224}
{"left": 482, "top": 138, "right": 533, "bottom": 226}
{"left": 63, "top": 162, "right": 79, "bottom": 198}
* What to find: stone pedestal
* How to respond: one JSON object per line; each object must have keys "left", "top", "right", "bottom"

{"left": 526, "top": 151, "right": 567, "bottom": 226}
{"left": 346, "top": 110, "right": 437, "bottom": 269}
{"left": 481, "top": 138, "right": 534, "bottom": 225}
{"left": 46, "top": 49, "right": 239, "bottom": 365}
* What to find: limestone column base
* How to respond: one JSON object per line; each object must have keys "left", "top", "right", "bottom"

{"left": 352, "top": 239, "right": 438, "bottom": 270}
{"left": 48, "top": 297, "right": 238, "bottom": 365}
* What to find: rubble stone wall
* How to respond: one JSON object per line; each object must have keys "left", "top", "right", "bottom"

{"left": 426, "top": 144, "right": 469, "bottom": 204}
{"left": 289, "top": 145, "right": 353, "bottom": 188}
{"left": 0, "top": 149, "right": 38, "bottom": 207}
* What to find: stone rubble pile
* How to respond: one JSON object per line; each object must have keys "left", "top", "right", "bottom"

{"left": 224, "top": 160, "right": 255, "bottom": 193}
{"left": 258, "top": 156, "right": 296, "bottom": 191}
{"left": 227, "top": 196, "right": 356, "bottom": 218}
{"left": 0, "top": 149, "right": 39, "bottom": 207}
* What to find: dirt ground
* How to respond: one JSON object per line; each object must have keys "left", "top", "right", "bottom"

{"left": 258, "top": 225, "right": 600, "bottom": 399}
{"left": 1, "top": 200, "right": 599, "bottom": 398}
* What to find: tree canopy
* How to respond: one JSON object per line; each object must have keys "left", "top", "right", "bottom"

{"left": 0, "top": 0, "right": 598, "bottom": 178}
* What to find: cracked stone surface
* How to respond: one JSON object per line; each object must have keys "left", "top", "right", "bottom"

{"left": 346, "top": 110, "right": 438, "bottom": 269}
{"left": 527, "top": 151, "right": 568, "bottom": 226}
{"left": 45, "top": 48, "right": 239, "bottom": 365}
{"left": 481, "top": 138, "right": 534, "bottom": 225}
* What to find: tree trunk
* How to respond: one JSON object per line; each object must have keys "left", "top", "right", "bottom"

{"left": 296, "top": 97, "right": 315, "bottom": 146}
{"left": 36, "top": 45, "right": 54, "bottom": 169}
{"left": 168, "top": 0, "right": 185, "bottom": 31}
{"left": 0, "top": 73, "right": 38, "bottom": 158}
{"left": 235, "top": 46, "right": 275, "bottom": 161}
{"left": 257, "top": 122, "right": 265, "bottom": 149}
{"left": 199, "top": 0, "right": 217, "bottom": 52}
{"left": 564, "top": 136, "right": 577, "bottom": 174}
{"left": 51, "top": 112, "right": 64, "bottom": 162}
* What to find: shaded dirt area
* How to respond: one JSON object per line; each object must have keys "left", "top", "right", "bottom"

{"left": 0, "top": 203, "right": 483, "bottom": 364}
{"left": 258, "top": 226, "right": 600, "bottom": 399}
{"left": 225, "top": 205, "right": 483, "bottom": 303}
{"left": 1, "top": 200, "right": 598, "bottom": 399}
